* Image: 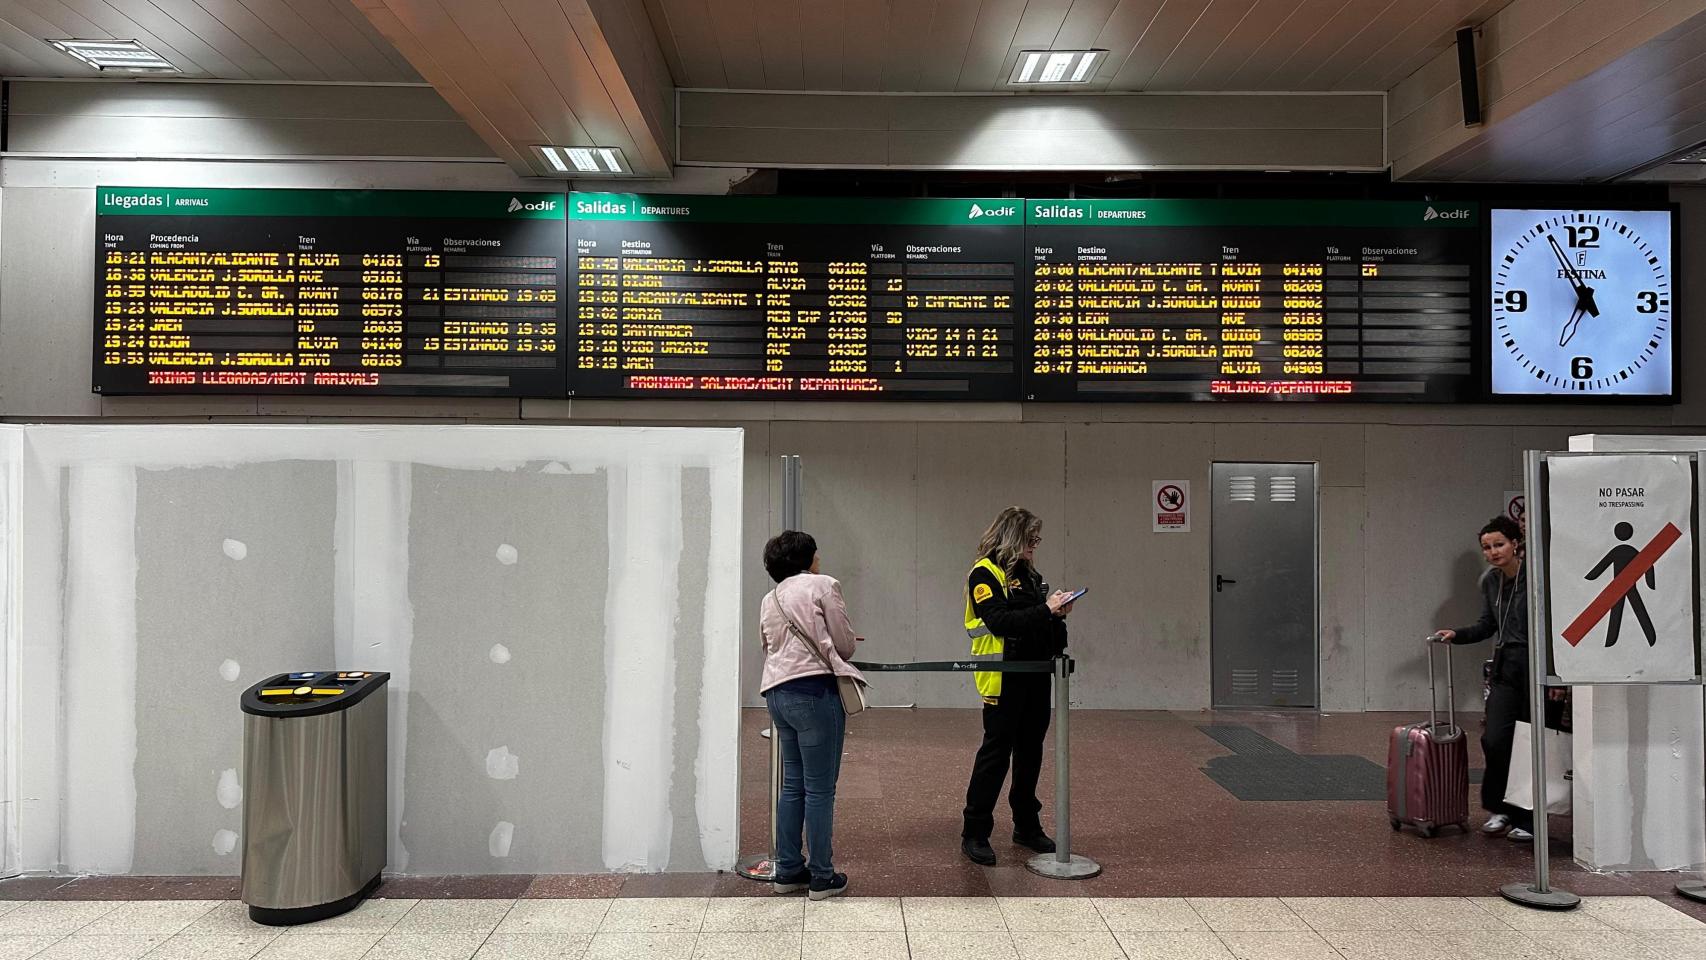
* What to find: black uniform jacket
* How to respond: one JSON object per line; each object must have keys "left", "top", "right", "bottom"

{"left": 968, "top": 556, "right": 1068, "bottom": 694}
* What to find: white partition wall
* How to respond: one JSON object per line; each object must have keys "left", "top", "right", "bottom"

{"left": 1568, "top": 434, "right": 1706, "bottom": 871}
{"left": 11, "top": 425, "right": 743, "bottom": 877}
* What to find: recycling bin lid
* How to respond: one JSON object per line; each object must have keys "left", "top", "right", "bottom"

{"left": 242, "top": 671, "right": 390, "bottom": 718}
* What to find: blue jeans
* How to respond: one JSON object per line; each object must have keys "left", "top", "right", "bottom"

{"left": 765, "top": 683, "right": 846, "bottom": 882}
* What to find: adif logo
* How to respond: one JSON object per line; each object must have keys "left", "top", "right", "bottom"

{"left": 1423, "top": 206, "right": 1470, "bottom": 221}
{"left": 969, "top": 203, "right": 1016, "bottom": 219}
{"left": 508, "top": 196, "right": 558, "bottom": 213}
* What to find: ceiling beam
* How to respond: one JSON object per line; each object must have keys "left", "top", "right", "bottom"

{"left": 350, "top": 0, "right": 675, "bottom": 178}
{"left": 1389, "top": 0, "right": 1706, "bottom": 181}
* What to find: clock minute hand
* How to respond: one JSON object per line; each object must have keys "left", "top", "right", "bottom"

{"left": 1548, "top": 233, "right": 1601, "bottom": 317}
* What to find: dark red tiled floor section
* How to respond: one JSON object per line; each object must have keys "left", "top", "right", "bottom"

{"left": 5, "top": 709, "right": 1703, "bottom": 908}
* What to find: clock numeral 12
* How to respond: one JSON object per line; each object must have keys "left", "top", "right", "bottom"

{"left": 1566, "top": 225, "right": 1600, "bottom": 248}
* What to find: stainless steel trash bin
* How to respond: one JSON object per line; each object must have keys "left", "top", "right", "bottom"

{"left": 240, "top": 671, "right": 389, "bottom": 925}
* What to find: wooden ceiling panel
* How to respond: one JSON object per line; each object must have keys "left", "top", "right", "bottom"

{"left": 646, "top": 0, "right": 725, "bottom": 87}
{"left": 708, "top": 0, "right": 765, "bottom": 87}
{"left": 1145, "top": 0, "right": 1261, "bottom": 90}
{"left": 986, "top": 0, "right": 1074, "bottom": 91}
{"left": 233, "top": 0, "right": 363, "bottom": 80}
{"left": 1255, "top": 0, "right": 1382, "bottom": 89}
{"left": 2, "top": 0, "right": 105, "bottom": 38}
{"left": 880, "top": 0, "right": 936, "bottom": 91}
{"left": 797, "top": 0, "right": 846, "bottom": 90}
{"left": 1337, "top": 0, "right": 1509, "bottom": 91}
{"left": 951, "top": 0, "right": 1023, "bottom": 90}
{"left": 127, "top": 0, "right": 292, "bottom": 80}
{"left": 1107, "top": 0, "right": 1211, "bottom": 90}
{"left": 914, "top": 0, "right": 980, "bottom": 90}
{"left": 754, "top": 0, "right": 805, "bottom": 89}
{"left": 1218, "top": 0, "right": 1349, "bottom": 88}
{"left": 1052, "top": 0, "right": 1121, "bottom": 49}
{"left": 839, "top": 0, "right": 891, "bottom": 89}
{"left": 1082, "top": 0, "right": 1161, "bottom": 90}
{"left": 1181, "top": 0, "right": 1301, "bottom": 86}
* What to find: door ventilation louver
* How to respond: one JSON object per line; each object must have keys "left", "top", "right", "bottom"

{"left": 1230, "top": 477, "right": 1257, "bottom": 502}
{"left": 1232, "top": 668, "right": 1260, "bottom": 694}
{"left": 1273, "top": 669, "right": 1300, "bottom": 695}
{"left": 1269, "top": 476, "right": 1298, "bottom": 502}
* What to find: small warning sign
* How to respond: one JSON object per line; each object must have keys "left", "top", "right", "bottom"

{"left": 1153, "top": 480, "right": 1190, "bottom": 533}
{"left": 1503, "top": 490, "right": 1526, "bottom": 528}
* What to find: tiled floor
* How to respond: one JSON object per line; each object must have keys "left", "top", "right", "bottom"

{"left": 0, "top": 895, "right": 1702, "bottom": 959}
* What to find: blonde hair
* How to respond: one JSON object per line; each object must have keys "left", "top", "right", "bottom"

{"left": 976, "top": 506, "right": 1041, "bottom": 575}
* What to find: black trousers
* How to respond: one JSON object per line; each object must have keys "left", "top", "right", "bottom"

{"left": 961, "top": 684, "right": 1051, "bottom": 840}
{"left": 1482, "top": 664, "right": 1534, "bottom": 832}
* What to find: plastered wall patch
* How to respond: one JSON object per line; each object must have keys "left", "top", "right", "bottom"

{"left": 486, "top": 746, "right": 520, "bottom": 780}
{"left": 219, "top": 659, "right": 241, "bottom": 682}
{"left": 489, "top": 822, "right": 514, "bottom": 858}
{"left": 216, "top": 769, "right": 242, "bottom": 809}
{"left": 211, "top": 830, "right": 238, "bottom": 856}
{"left": 488, "top": 644, "right": 511, "bottom": 664}
{"left": 221, "top": 539, "right": 247, "bottom": 561}
{"left": 495, "top": 544, "right": 519, "bottom": 565}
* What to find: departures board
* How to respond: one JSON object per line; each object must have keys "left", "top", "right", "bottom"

{"left": 568, "top": 194, "right": 1022, "bottom": 400}
{"left": 94, "top": 187, "right": 567, "bottom": 396}
{"left": 1024, "top": 200, "right": 1480, "bottom": 401}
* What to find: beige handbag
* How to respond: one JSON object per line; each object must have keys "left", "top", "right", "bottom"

{"left": 770, "top": 593, "right": 868, "bottom": 716}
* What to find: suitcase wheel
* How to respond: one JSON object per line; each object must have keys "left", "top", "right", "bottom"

{"left": 1389, "top": 818, "right": 1401, "bottom": 831}
{"left": 1419, "top": 825, "right": 1438, "bottom": 839}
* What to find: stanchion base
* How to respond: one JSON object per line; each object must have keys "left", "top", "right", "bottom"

{"left": 735, "top": 854, "right": 776, "bottom": 882}
{"left": 1500, "top": 882, "right": 1580, "bottom": 910}
{"left": 1026, "top": 853, "right": 1101, "bottom": 880}
{"left": 1677, "top": 881, "right": 1706, "bottom": 904}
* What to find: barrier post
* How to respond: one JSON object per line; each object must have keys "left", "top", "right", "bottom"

{"left": 1026, "top": 655, "right": 1101, "bottom": 879}
{"left": 735, "top": 725, "right": 781, "bottom": 881}
{"left": 1500, "top": 448, "right": 1580, "bottom": 910}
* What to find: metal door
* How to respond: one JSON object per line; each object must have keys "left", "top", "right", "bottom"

{"left": 1211, "top": 462, "right": 1319, "bottom": 708}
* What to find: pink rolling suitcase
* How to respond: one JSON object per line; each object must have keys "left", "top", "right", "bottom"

{"left": 1387, "top": 639, "right": 1469, "bottom": 838}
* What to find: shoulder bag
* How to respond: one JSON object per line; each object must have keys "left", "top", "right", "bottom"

{"left": 769, "top": 592, "right": 868, "bottom": 716}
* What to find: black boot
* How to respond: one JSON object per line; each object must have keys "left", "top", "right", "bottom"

{"left": 962, "top": 837, "right": 997, "bottom": 866}
{"left": 1013, "top": 831, "right": 1056, "bottom": 854}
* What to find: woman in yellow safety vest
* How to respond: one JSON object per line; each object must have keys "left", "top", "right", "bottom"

{"left": 960, "top": 506, "right": 1075, "bottom": 867}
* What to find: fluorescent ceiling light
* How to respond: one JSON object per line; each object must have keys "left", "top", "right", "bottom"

{"left": 1009, "top": 49, "right": 1106, "bottom": 85}
{"left": 48, "top": 38, "right": 178, "bottom": 72}
{"left": 533, "top": 145, "right": 630, "bottom": 177}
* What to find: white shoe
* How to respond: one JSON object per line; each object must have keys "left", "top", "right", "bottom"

{"left": 1507, "top": 827, "right": 1534, "bottom": 842}
{"left": 1481, "top": 814, "right": 1512, "bottom": 835}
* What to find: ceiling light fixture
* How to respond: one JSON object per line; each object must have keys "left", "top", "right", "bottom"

{"left": 48, "top": 38, "right": 178, "bottom": 73}
{"left": 534, "top": 145, "right": 629, "bottom": 177}
{"left": 1010, "top": 49, "right": 1106, "bottom": 86}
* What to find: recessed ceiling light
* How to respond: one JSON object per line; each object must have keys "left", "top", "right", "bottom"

{"left": 1010, "top": 50, "right": 1106, "bottom": 86}
{"left": 533, "top": 144, "right": 629, "bottom": 177}
{"left": 48, "top": 38, "right": 178, "bottom": 73}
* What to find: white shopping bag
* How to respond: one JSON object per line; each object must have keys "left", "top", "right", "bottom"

{"left": 1505, "top": 720, "right": 1572, "bottom": 815}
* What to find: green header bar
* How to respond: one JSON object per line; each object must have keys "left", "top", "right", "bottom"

{"left": 1026, "top": 199, "right": 1479, "bottom": 228}
{"left": 96, "top": 187, "right": 567, "bottom": 220}
{"left": 570, "top": 193, "right": 1025, "bottom": 226}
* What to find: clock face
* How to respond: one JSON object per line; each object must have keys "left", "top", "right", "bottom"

{"left": 1490, "top": 208, "right": 1673, "bottom": 397}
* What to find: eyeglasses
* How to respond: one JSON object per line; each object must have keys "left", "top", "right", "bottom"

{"left": 1027, "top": 536, "right": 1042, "bottom": 547}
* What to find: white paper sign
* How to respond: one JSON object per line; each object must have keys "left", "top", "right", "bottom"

{"left": 1547, "top": 454, "right": 1697, "bottom": 683}
{"left": 1153, "top": 480, "right": 1190, "bottom": 533}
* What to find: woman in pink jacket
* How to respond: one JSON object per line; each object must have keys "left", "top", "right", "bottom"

{"left": 759, "top": 530, "right": 864, "bottom": 901}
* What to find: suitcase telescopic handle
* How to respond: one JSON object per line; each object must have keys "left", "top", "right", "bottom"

{"left": 1425, "top": 634, "right": 1458, "bottom": 738}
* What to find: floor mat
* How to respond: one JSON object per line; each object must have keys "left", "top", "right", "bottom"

{"left": 1198, "top": 724, "right": 1387, "bottom": 801}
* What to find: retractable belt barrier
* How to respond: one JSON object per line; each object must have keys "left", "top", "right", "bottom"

{"left": 738, "top": 655, "right": 1099, "bottom": 882}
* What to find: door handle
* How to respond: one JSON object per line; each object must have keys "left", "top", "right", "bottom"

{"left": 1216, "top": 575, "right": 1238, "bottom": 592}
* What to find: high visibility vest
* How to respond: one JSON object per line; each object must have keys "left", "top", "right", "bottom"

{"left": 964, "top": 557, "right": 1009, "bottom": 702}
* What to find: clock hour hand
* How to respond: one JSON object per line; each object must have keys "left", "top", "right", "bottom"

{"left": 1559, "top": 302, "right": 1587, "bottom": 348}
{"left": 1547, "top": 233, "right": 1601, "bottom": 317}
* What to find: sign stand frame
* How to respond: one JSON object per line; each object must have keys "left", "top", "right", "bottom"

{"left": 1502, "top": 449, "right": 1704, "bottom": 910}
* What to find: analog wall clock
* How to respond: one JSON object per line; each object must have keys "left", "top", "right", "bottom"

{"left": 1490, "top": 208, "right": 1674, "bottom": 397}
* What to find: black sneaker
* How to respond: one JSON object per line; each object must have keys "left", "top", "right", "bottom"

{"left": 1013, "top": 831, "right": 1057, "bottom": 854}
{"left": 770, "top": 868, "right": 810, "bottom": 894}
{"left": 808, "top": 872, "right": 848, "bottom": 901}
{"left": 962, "top": 837, "right": 997, "bottom": 866}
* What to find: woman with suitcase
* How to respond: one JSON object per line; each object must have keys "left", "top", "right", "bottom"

{"left": 1432, "top": 516, "right": 1535, "bottom": 842}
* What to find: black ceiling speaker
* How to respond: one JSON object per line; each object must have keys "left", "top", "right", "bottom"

{"left": 1457, "top": 26, "right": 1481, "bottom": 127}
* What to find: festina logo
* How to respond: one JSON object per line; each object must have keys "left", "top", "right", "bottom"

{"left": 507, "top": 196, "right": 558, "bottom": 213}
{"left": 968, "top": 203, "right": 1016, "bottom": 219}
{"left": 1423, "top": 206, "right": 1471, "bottom": 221}
{"left": 1559, "top": 268, "right": 1608, "bottom": 279}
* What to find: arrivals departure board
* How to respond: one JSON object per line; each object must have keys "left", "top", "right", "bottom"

{"left": 1024, "top": 200, "right": 1480, "bottom": 401}
{"left": 568, "top": 194, "right": 1022, "bottom": 400}
{"left": 94, "top": 187, "right": 567, "bottom": 396}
